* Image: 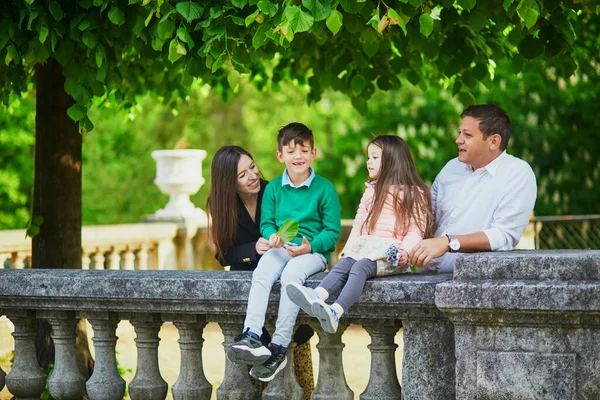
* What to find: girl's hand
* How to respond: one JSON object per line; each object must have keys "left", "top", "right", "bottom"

{"left": 286, "top": 236, "right": 312, "bottom": 257}
{"left": 269, "top": 234, "right": 284, "bottom": 248}
{"left": 255, "top": 237, "right": 271, "bottom": 255}
{"left": 398, "top": 249, "right": 409, "bottom": 265}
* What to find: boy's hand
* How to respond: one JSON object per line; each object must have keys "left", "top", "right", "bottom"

{"left": 286, "top": 236, "right": 312, "bottom": 257}
{"left": 255, "top": 237, "right": 271, "bottom": 255}
{"left": 269, "top": 234, "right": 284, "bottom": 248}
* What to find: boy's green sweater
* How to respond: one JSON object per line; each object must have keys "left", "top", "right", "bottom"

{"left": 260, "top": 173, "right": 341, "bottom": 263}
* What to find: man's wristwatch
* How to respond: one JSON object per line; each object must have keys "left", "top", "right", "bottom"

{"left": 446, "top": 234, "right": 460, "bottom": 253}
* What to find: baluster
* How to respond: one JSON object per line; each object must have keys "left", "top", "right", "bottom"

{"left": 136, "top": 244, "right": 148, "bottom": 270}
{"left": 0, "top": 253, "right": 8, "bottom": 268}
{"left": 262, "top": 319, "right": 303, "bottom": 400}
{"left": 309, "top": 320, "right": 353, "bottom": 400}
{"left": 216, "top": 316, "right": 258, "bottom": 400}
{"left": 0, "top": 365, "right": 5, "bottom": 392}
{"left": 171, "top": 315, "right": 212, "bottom": 400}
{"left": 360, "top": 321, "right": 402, "bottom": 400}
{"left": 84, "top": 312, "right": 125, "bottom": 400}
{"left": 81, "top": 251, "right": 91, "bottom": 270}
{"left": 5, "top": 310, "right": 47, "bottom": 399}
{"left": 92, "top": 249, "right": 105, "bottom": 270}
{"left": 39, "top": 310, "right": 86, "bottom": 399}
{"left": 123, "top": 247, "right": 135, "bottom": 270}
{"left": 108, "top": 248, "right": 121, "bottom": 270}
{"left": 129, "top": 315, "right": 168, "bottom": 400}
{"left": 11, "top": 252, "right": 24, "bottom": 269}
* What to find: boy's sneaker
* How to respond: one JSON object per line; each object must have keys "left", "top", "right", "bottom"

{"left": 226, "top": 329, "right": 271, "bottom": 365}
{"left": 249, "top": 343, "right": 288, "bottom": 382}
{"left": 311, "top": 299, "right": 340, "bottom": 334}
{"left": 285, "top": 282, "right": 319, "bottom": 317}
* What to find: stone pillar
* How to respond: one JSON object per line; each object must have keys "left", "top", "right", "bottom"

{"left": 436, "top": 250, "right": 600, "bottom": 399}
{"left": 85, "top": 312, "right": 126, "bottom": 400}
{"left": 401, "top": 314, "right": 455, "bottom": 400}
{"left": 5, "top": 310, "right": 46, "bottom": 399}
{"left": 309, "top": 321, "right": 353, "bottom": 400}
{"left": 360, "top": 321, "right": 401, "bottom": 400}
{"left": 129, "top": 315, "right": 168, "bottom": 400}
{"left": 40, "top": 310, "right": 86, "bottom": 400}
{"left": 171, "top": 315, "right": 212, "bottom": 400}
{"left": 216, "top": 317, "right": 258, "bottom": 400}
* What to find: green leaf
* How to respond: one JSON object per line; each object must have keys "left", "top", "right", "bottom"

{"left": 27, "top": 10, "right": 39, "bottom": 30}
{"left": 340, "top": 0, "right": 365, "bottom": 14}
{"left": 468, "top": 9, "right": 488, "bottom": 32}
{"left": 276, "top": 219, "right": 299, "bottom": 242}
{"left": 388, "top": 9, "right": 407, "bottom": 35}
{"left": 458, "top": 0, "right": 476, "bottom": 11}
{"left": 177, "top": 26, "right": 195, "bottom": 49}
{"left": 518, "top": 35, "right": 544, "bottom": 59}
{"left": 458, "top": 91, "right": 476, "bottom": 107}
{"left": 232, "top": 0, "right": 248, "bottom": 8}
{"left": 302, "top": 0, "right": 331, "bottom": 22}
{"left": 39, "top": 25, "right": 49, "bottom": 43}
{"left": 33, "top": 216, "right": 44, "bottom": 225}
{"left": 419, "top": 14, "right": 434, "bottom": 37}
{"left": 245, "top": 10, "right": 260, "bottom": 26}
{"left": 253, "top": 23, "right": 269, "bottom": 48}
{"left": 108, "top": 7, "right": 125, "bottom": 25}
{"left": 258, "top": 0, "right": 279, "bottom": 17}
{"left": 95, "top": 47, "right": 103, "bottom": 68}
{"left": 82, "top": 31, "right": 98, "bottom": 49}
{"left": 285, "top": 6, "right": 314, "bottom": 33}
{"left": 79, "top": 115, "right": 94, "bottom": 134}
{"left": 78, "top": 19, "right": 91, "bottom": 31}
{"left": 49, "top": 1, "right": 64, "bottom": 21}
{"left": 176, "top": 2, "right": 204, "bottom": 22}
{"left": 503, "top": 0, "right": 515, "bottom": 11}
{"left": 326, "top": 9, "right": 343, "bottom": 35}
{"left": 158, "top": 19, "right": 176, "bottom": 40}
{"left": 26, "top": 225, "right": 40, "bottom": 238}
{"left": 55, "top": 40, "right": 74, "bottom": 65}
{"left": 67, "top": 104, "right": 87, "bottom": 122}
{"left": 516, "top": 0, "right": 540, "bottom": 29}
{"left": 168, "top": 38, "right": 187, "bottom": 63}
{"left": 351, "top": 74, "right": 366, "bottom": 95}
{"left": 227, "top": 69, "right": 240, "bottom": 88}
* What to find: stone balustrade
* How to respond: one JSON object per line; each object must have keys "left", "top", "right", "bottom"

{"left": 0, "top": 250, "right": 592, "bottom": 400}
{"left": 0, "top": 267, "right": 454, "bottom": 400}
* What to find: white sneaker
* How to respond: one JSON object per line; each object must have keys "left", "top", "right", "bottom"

{"left": 311, "top": 299, "right": 340, "bottom": 334}
{"left": 285, "top": 282, "right": 319, "bottom": 317}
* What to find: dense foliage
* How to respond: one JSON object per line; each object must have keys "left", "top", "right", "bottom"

{"left": 2, "top": 0, "right": 599, "bottom": 128}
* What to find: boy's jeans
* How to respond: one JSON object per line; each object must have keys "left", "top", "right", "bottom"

{"left": 243, "top": 247, "right": 326, "bottom": 347}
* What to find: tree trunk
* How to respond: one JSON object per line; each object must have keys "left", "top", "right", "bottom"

{"left": 33, "top": 58, "right": 94, "bottom": 378}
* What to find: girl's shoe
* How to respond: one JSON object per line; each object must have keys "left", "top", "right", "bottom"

{"left": 311, "top": 299, "right": 339, "bottom": 333}
{"left": 285, "top": 282, "right": 318, "bottom": 317}
{"left": 249, "top": 343, "right": 288, "bottom": 382}
{"left": 226, "top": 329, "right": 272, "bottom": 365}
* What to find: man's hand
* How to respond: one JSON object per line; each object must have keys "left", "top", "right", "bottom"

{"left": 409, "top": 237, "right": 449, "bottom": 268}
{"left": 286, "top": 236, "right": 312, "bottom": 257}
{"left": 255, "top": 237, "right": 271, "bottom": 255}
{"left": 269, "top": 234, "right": 284, "bottom": 248}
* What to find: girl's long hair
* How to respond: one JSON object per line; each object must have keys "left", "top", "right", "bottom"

{"left": 362, "top": 135, "right": 434, "bottom": 239}
{"left": 206, "top": 145, "right": 264, "bottom": 260}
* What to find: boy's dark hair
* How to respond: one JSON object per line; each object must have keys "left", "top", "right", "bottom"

{"left": 461, "top": 104, "right": 511, "bottom": 151}
{"left": 277, "top": 122, "right": 314, "bottom": 151}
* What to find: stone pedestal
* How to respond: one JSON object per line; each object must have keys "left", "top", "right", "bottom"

{"left": 436, "top": 250, "right": 600, "bottom": 399}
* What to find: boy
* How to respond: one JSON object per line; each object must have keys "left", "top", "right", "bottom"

{"left": 226, "top": 122, "right": 341, "bottom": 382}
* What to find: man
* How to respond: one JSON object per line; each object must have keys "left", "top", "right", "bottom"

{"left": 410, "top": 104, "right": 537, "bottom": 272}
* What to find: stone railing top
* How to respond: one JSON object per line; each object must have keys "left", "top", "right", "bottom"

{"left": 0, "top": 269, "right": 451, "bottom": 318}
{"left": 0, "top": 222, "right": 180, "bottom": 253}
{"left": 454, "top": 250, "right": 600, "bottom": 281}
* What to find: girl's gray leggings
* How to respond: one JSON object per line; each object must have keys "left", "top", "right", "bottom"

{"left": 319, "top": 257, "right": 377, "bottom": 312}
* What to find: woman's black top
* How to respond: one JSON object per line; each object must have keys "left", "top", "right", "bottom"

{"left": 218, "top": 182, "right": 266, "bottom": 271}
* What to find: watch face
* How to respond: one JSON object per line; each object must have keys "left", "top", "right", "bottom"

{"left": 449, "top": 239, "right": 460, "bottom": 251}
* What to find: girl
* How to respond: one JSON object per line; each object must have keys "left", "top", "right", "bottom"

{"left": 285, "top": 135, "right": 433, "bottom": 333}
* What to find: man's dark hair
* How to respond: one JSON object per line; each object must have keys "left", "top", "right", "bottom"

{"left": 461, "top": 104, "right": 511, "bottom": 151}
{"left": 277, "top": 122, "right": 314, "bottom": 151}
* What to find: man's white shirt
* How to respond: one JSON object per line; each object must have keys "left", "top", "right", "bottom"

{"left": 430, "top": 151, "right": 537, "bottom": 272}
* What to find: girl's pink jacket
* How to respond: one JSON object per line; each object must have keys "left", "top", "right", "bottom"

{"left": 341, "top": 181, "right": 425, "bottom": 256}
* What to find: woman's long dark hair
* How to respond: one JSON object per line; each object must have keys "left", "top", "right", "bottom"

{"left": 206, "top": 146, "right": 265, "bottom": 260}
{"left": 362, "top": 135, "right": 434, "bottom": 239}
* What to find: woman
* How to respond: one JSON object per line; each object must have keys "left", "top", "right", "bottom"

{"left": 207, "top": 145, "right": 314, "bottom": 398}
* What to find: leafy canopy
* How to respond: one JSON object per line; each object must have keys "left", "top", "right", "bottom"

{"left": 1, "top": 0, "right": 599, "bottom": 129}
